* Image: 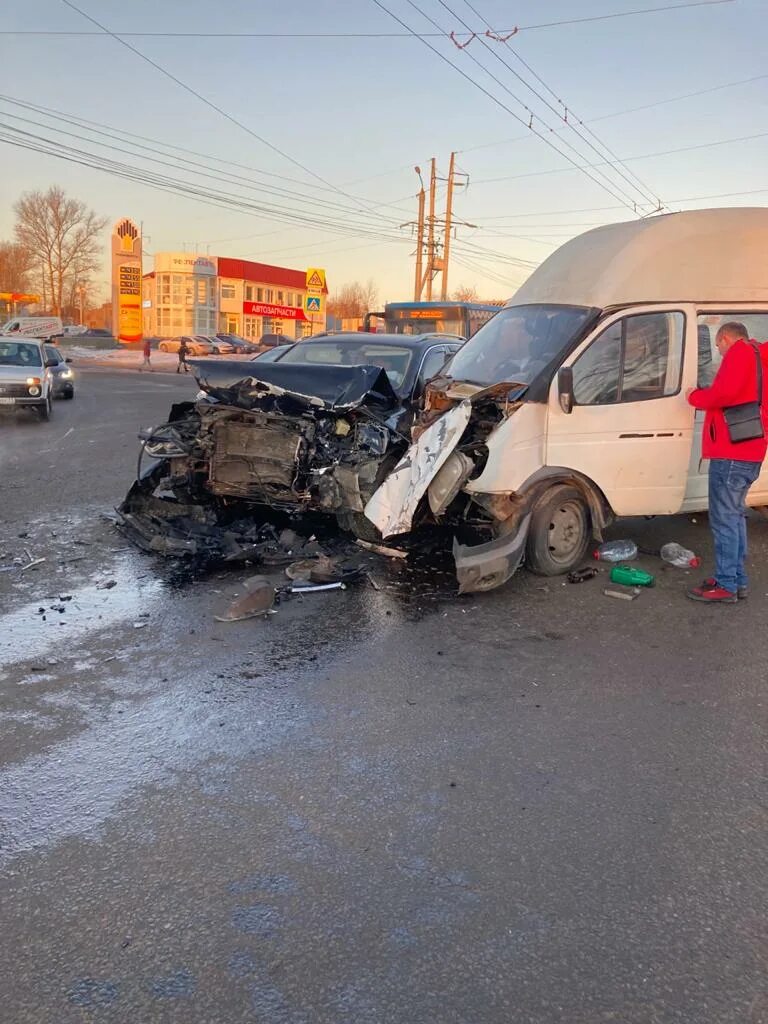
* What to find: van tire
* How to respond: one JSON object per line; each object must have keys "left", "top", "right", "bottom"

{"left": 526, "top": 484, "right": 589, "bottom": 576}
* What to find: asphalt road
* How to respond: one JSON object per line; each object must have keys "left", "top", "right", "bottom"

{"left": 0, "top": 369, "right": 766, "bottom": 1024}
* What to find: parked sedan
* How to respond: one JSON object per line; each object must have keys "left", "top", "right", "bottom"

{"left": 158, "top": 336, "right": 220, "bottom": 356}
{"left": 195, "top": 335, "right": 235, "bottom": 354}
{"left": 44, "top": 345, "right": 75, "bottom": 399}
{"left": 215, "top": 333, "right": 260, "bottom": 354}
{"left": 259, "top": 332, "right": 294, "bottom": 349}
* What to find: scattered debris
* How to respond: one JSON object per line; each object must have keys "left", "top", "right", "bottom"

{"left": 356, "top": 539, "right": 408, "bottom": 559}
{"left": 290, "top": 581, "right": 346, "bottom": 593}
{"left": 19, "top": 557, "right": 45, "bottom": 573}
{"left": 609, "top": 566, "right": 654, "bottom": 588}
{"left": 133, "top": 621, "right": 149, "bottom": 629}
{"left": 96, "top": 579, "right": 118, "bottom": 590}
{"left": 603, "top": 587, "right": 641, "bottom": 601}
{"left": 214, "top": 576, "right": 275, "bottom": 622}
{"left": 567, "top": 566, "right": 598, "bottom": 584}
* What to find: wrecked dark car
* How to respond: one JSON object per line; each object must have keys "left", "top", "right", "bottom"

{"left": 118, "top": 309, "right": 605, "bottom": 593}
{"left": 118, "top": 333, "right": 465, "bottom": 558}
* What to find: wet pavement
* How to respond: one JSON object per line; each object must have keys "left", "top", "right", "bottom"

{"left": 1, "top": 370, "right": 766, "bottom": 1023}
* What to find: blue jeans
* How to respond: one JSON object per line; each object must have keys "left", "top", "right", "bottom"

{"left": 708, "top": 458, "right": 762, "bottom": 593}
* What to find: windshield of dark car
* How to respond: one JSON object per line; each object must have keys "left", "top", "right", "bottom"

{"left": 0, "top": 341, "right": 43, "bottom": 367}
{"left": 277, "top": 342, "right": 414, "bottom": 390}
{"left": 443, "top": 304, "right": 594, "bottom": 386}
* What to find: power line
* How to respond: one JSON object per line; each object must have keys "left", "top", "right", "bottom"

{"left": 0, "top": 92, "right": 417, "bottom": 225}
{"left": 59, "top": 0, "right": 381, "bottom": 218}
{"left": 370, "top": 0, "right": 655, "bottom": 215}
{"left": 456, "top": 0, "right": 664, "bottom": 210}
{"left": 0, "top": 105, "right": 410, "bottom": 232}
{"left": 472, "top": 129, "right": 768, "bottom": 184}
{"left": 404, "top": 0, "right": 654, "bottom": 212}
{"left": 460, "top": 71, "right": 768, "bottom": 156}
{"left": 4, "top": 2, "right": 735, "bottom": 37}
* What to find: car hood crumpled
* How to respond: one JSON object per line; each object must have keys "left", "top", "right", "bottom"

{"left": 189, "top": 358, "right": 400, "bottom": 411}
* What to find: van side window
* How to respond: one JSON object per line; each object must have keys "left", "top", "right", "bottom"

{"left": 573, "top": 312, "right": 684, "bottom": 405}
{"left": 697, "top": 313, "right": 768, "bottom": 387}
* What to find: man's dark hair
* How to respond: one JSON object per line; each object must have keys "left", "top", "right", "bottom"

{"left": 717, "top": 321, "right": 749, "bottom": 341}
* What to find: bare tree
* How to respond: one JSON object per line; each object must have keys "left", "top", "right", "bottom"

{"left": 327, "top": 279, "right": 378, "bottom": 319}
{"left": 13, "top": 186, "right": 107, "bottom": 316}
{"left": 451, "top": 284, "right": 479, "bottom": 302}
{"left": 0, "top": 242, "right": 32, "bottom": 294}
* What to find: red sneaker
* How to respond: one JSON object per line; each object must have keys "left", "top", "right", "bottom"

{"left": 687, "top": 584, "right": 737, "bottom": 604}
{"left": 701, "top": 577, "right": 748, "bottom": 600}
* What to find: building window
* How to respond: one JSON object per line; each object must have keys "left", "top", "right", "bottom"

{"left": 197, "top": 279, "right": 207, "bottom": 304}
{"left": 226, "top": 315, "right": 239, "bottom": 334}
{"left": 244, "top": 316, "right": 260, "bottom": 339}
{"left": 245, "top": 284, "right": 254, "bottom": 301}
{"left": 277, "top": 290, "right": 284, "bottom": 303}
{"left": 256, "top": 287, "right": 264, "bottom": 302}
{"left": 221, "top": 282, "right": 236, "bottom": 299}
{"left": 265, "top": 289, "right": 273, "bottom": 303}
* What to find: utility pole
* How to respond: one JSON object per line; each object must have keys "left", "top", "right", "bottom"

{"left": 413, "top": 167, "right": 426, "bottom": 301}
{"left": 78, "top": 283, "right": 86, "bottom": 325}
{"left": 425, "top": 158, "right": 437, "bottom": 301}
{"left": 441, "top": 151, "right": 456, "bottom": 301}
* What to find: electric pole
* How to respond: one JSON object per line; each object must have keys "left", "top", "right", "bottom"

{"left": 441, "top": 151, "right": 456, "bottom": 301}
{"left": 410, "top": 153, "right": 469, "bottom": 302}
{"left": 425, "top": 158, "right": 437, "bottom": 301}
{"left": 413, "top": 167, "right": 425, "bottom": 301}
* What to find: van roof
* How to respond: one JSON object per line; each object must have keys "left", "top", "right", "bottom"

{"left": 511, "top": 207, "right": 768, "bottom": 309}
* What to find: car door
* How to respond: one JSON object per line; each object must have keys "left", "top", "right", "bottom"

{"left": 413, "top": 345, "right": 458, "bottom": 398}
{"left": 547, "top": 307, "right": 695, "bottom": 516}
{"left": 682, "top": 310, "right": 768, "bottom": 510}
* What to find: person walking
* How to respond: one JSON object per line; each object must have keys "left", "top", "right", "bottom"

{"left": 176, "top": 337, "right": 190, "bottom": 374}
{"left": 139, "top": 337, "right": 153, "bottom": 372}
{"left": 686, "top": 322, "right": 768, "bottom": 604}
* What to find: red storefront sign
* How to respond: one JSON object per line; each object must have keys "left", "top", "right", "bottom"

{"left": 243, "top": 301, "right": 307, "bottom": 321}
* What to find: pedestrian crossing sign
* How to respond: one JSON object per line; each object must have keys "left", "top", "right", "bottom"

{"left": 305, "top": 295, "right": 322, "bottom": 313}
{"left": 305, "top": 267, "right": 326, "bottom": 290}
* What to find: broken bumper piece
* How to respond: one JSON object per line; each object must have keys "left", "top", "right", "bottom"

{"left": 452, "top": 513, "right": 531, "bottom": 594}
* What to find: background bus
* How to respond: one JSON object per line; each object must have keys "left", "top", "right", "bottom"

{"left": 363, "top": 301, "right": 501, "bottom": 339}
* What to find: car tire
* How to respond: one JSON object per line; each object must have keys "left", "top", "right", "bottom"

{"left": 37, "top": 395, "right": 53, "bottom": 422}
{"left": 159, "top": 342, "right": 169, "bottom": 352}
{"left": 525, "top": 484, "right": 590, "bottom": 576}
{"left": 64, "top": 387, "right": 74, "bottom": 400}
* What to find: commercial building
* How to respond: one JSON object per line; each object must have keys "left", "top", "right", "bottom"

{"left": 142, "top": 253, "right": 327, "bottom": 339}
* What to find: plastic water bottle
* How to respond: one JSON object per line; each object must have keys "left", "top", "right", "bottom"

{"left": 660, "top": 542, "right": 700, "bottom": 568}
{"left": 593, "top": 540, "right": 638, "bottom": 562}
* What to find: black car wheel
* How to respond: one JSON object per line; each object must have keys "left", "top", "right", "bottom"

{"left": 63, "top": 386, "right": 74, "bottom": 400}
{"left": 37, "top": 395, "right": 53, "bottom": 421}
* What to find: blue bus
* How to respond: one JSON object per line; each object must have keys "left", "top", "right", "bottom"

{"left": 363, "top": 301, "right": 501, "bottom": 339}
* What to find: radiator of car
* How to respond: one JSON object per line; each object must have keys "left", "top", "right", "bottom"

{"left": 208, "top": 416, "right": 306, "bottom": 500}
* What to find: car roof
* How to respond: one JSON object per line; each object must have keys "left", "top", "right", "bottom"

{"left": 299, "top": 332, "right": 462, "bottom": 350}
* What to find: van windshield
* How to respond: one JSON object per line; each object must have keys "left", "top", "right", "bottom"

{"left": 442, "top": 304, "right": 594, "bottom": 387}
{"left": 0, "top": 341, "right": 43, "bottom": 367}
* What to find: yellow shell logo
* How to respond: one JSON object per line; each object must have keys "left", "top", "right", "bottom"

{"left": 116, "top": 219, "right": 139, "bottom": 254}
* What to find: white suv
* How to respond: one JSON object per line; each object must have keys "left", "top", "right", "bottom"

{"left": 0, "top": 338, "right": 55, "bottom": 421}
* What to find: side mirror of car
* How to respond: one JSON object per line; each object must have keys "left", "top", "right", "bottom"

{"left": 558, "top": 366, "right": 574, "bottom": 414}
{"left": 44, "top": 356, "right": 57, "bottom": 368}
{"left": 65, "top": 357, "right": 72, "bottom": 364}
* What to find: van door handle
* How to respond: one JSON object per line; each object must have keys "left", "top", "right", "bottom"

{"left": 618, "top": 432, "right": 654, "bottom": 438}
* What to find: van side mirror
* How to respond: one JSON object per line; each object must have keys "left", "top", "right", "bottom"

{"left": 44, "top": 355, "right": 57, "bottom": 368}
{"left": 558, "top": 366, "right": 574, "bottom": 414}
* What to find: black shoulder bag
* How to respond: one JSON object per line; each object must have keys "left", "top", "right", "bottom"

{"left": 723, "top": 344, "right": 764, "bottom": 443}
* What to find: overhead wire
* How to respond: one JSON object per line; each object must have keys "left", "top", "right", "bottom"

{"left": 3, "top": 2, "right": 734, "bottom": 36}
{"left": 59, "top": 0, "right": 392, "bottom": 219}
{"left": 405, "top": 0, "right": 656, "bottom": 211}
{"left": 455, "top": 0, "right": 664, "bottom": 210}
{"left": 370, "top": 0, "right": 657, "bottom": 215}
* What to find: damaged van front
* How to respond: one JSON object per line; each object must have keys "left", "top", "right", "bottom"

{"left": 362, "top": 304, "right": 601, "bottom": 592}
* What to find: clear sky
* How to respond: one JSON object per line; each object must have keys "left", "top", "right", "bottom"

{"left": 1, "top": 0, "right": 766, "bottom": 302}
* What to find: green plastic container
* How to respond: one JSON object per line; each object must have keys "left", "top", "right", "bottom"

{"left": 609, "top": 565, "right": 655, "bottom": 588}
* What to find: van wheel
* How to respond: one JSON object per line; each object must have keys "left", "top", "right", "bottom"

{"left": 525, "top": 484, "right": 589, "bottom": 576}
{"left": 37, "top": 396, "right": 52, "bottom": 422}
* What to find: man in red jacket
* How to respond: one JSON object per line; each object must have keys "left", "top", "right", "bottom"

{"left": 686, "top": 322, "right": 768, "bottom": 603}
